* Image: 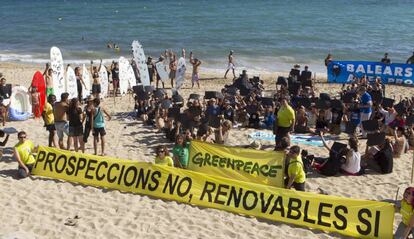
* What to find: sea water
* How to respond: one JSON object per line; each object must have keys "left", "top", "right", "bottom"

{"left": 1, "top": 0, "right": 413, "bottom": 74}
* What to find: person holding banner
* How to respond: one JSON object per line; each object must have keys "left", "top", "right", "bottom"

{"left": 154, "top": 145, "right": 174, "bottom": 167}
{"left": 172, "top": 135, "right": 189, "bottom": 168}
{"left": 285, "top": 145, "right": 306, "bottom": 191}
{"left": 395, "top": 187, "right": 414, "bottom": 239}
{"left": 13, "top": 131, "right": 36, "bottom": 178}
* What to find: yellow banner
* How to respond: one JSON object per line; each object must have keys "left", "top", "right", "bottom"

{"left": 32, "top": 146, "right": 394, "bottom": 238}
{"left": 188, "top": 140, "right": 285, "bottom": 187}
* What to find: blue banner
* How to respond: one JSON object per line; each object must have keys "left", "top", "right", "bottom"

{"left": 327, "top": 61, "right": 414, "bottom": 86}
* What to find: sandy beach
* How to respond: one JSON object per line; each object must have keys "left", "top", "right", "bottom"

{"left": 0, "top": 62, "right": 412, "bottom": 239}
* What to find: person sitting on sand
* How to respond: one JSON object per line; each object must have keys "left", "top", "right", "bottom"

{"left": 394, "top": 187, "right": 414, "bottom": 238}
{"left": 393, "top": 127, "right": 408, "bottom": 158}
{"left": 362, "top": 138, "right": 393, "bottom": 174}
{"left": 90, "top": 60, "right": 102, "bottom": 99}
{"left": 172, "top": 134, "right": 190, "bottom": 168}
{"left": 92, "top": 98, "right": 111, "bottom": 156}
{"left": 42, "top": 94, "right": 58, "bottom": 147}
{"left": 154, "top": 145, "right": 174, "bottom": 167}
{"left": 215, "top": 120, "right": 232, "bottom": 145}
{"left": 285, "top": 145, "right": 306, "bottom": 191}
{"left": 190, "top": 51, "right": 202, "bottom": 89}
{"left": 13, "top": 131, "right": 37, "bottom": 178}
{"left": 312, "top": 132, "right": 347, "bottom": 176}
{"left": 43, "top": 63, "right": 54, "bottom": 97}
{"left": 29, "top": 86, "right": 41, "bottom": 117}
{"left": 294, "top": 106, "right": 309, "bottom": 133}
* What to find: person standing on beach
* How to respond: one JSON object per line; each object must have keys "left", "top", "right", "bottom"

{"left": 92, "top": 98, "right": 111, "bottom": 156}
{"left": 82, "top": 95, "right": 95, "bottom": 146}
{"left": 147, "top": 56, "right": 155, "bottom": 85}
{"left": 324, "top": 54, "right": 333, "bottom": 67}
{"left": 274, "top": 98, "right": 295, "bottom": 148}
{"left": 43, "top": 63, "right": 54, "bottom": 97}
{"left": 42, "top": 94, "right": 58, "bottom": 147}
{"left": 67, "top": 98, "right": 85, "bottom": 152}
{"left": 407, "top": 52, "right": 414, "bottom": 64}
{"left": 169, "top": 53, "right": 177, "bottom": 88}
{"left": 90, "top": 60, "right": 102, "bottom": 99}
{"left": 224, "top": 50, "right": 236, "bottom": 79}
{"left": 75, "top": 66, "right": 87, "bottom": 101}
{"left": 381, "top": 53, "right": 391, "bottom": 64}
{"left": 190, "top": 51, "right": 202, "bottom": 89}
{"left": 110, "top": 61, "right": 120, "bottom": 97}
{"left": 53, "top": 92, "right": 69, "bottom": 149}
{"left": 13, "top": 131, "right": 36, "bottom": 178}
{"left": 358, "top": 86, "right": 372, "bottom": 137}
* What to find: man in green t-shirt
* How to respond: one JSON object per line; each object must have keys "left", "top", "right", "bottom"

{"left": 286, "top": 145, "right": 306, "bottom": 191}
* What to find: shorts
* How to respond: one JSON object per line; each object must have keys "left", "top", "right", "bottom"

{"left": 169, "top": 70, "right": 176, "bottom": 79}
{"left": 46, "top": 124, "right": 56, "bottom": 132}
{"left": 46, "top": 88, "right": 54, "bottom": 97}
{"left": 55, "top": 121, "right": 69, "bottom": 140}
{"left": 69, "top": 125, "right": 83, "bottom": 137}
{"left": 2, "top": 99, "right": 10, "bottom": 107}
{"left": 92, "top": 84, "right": 101, "bottom": 94}
{"left": 113, "top": 79, "right": 119, "bottom": 88}
{"left": 292, "top": 182, "right": 305, "bottom": 191}
{"left": 192, "top": 73, "right": 199, "bottom": 83}
{"left": 227, "top": 63, "right": 235, "bottom": 70}
{"left": 93, "top": 127, "right": 106, "bottom": 137}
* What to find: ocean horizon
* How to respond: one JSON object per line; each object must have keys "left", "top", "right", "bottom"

{"left": 1, "top": 0, "right": 414, "bottom": 74}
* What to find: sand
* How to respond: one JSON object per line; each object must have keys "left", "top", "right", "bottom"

{"left": 0, "top": 62, "right": 412, "bottom": 239}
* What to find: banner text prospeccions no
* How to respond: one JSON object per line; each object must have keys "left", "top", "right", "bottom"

{"left": 32, "top": 146, "right": 394, "bottom": 238}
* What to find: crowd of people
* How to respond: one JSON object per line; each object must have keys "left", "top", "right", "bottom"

{"left": 3, "top": 50, "right": 414, "bottom": 236}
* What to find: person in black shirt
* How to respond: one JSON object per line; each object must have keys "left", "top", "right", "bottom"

{"left": 406, "top": 51, "right": 414, "bottom": 64}
{"left": 110, "top": 61, "right": 120, "bottom": 96}
{"left": 363, "top": 138, "right": 393, "bottom": 174}
{"left": 381, "top": 53, "right": 391, "bottom": 64}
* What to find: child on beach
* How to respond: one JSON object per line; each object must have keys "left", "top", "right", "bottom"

{"left": 29, "top": 86, "right": 41, "bottom": 117}
{"left": 43, "top": 63, "right": 54, "bottom": 97}
{"left": 154, "top": 145, "right": 174, "bottom": 167}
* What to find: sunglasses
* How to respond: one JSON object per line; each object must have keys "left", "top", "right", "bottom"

{"left": 18, "top": 136, "right": 26, "bottom": 139}
{"left": 158, "top": 150, "right": 165, "bottom": 154}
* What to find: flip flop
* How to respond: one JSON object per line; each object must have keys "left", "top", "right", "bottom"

{"left": 64, "top": 218, "right": 77, "bottom": 226}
